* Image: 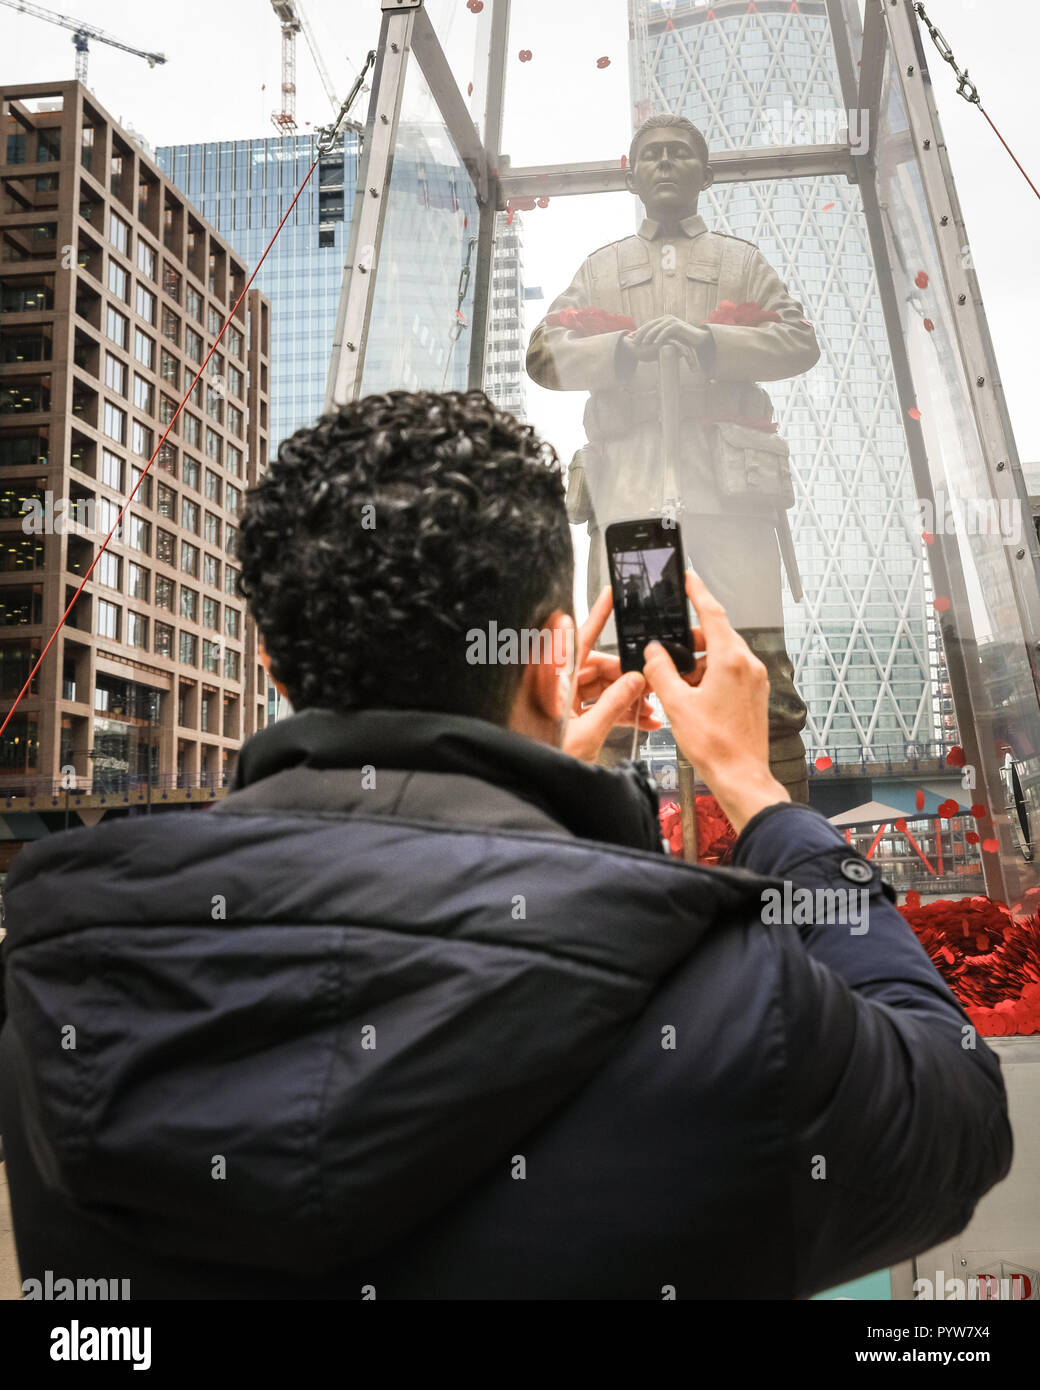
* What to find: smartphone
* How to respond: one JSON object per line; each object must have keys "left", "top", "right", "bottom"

{"left": 605, "top": 518, "right": 696, "bottom": 675}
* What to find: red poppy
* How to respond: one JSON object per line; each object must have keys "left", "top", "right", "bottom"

{"left": 545, "top": 307, "right": 637, "bottom": 336}
{"left": 597, "top": 56, "right": 611, "bottom": 68}
{"left": 923, "top": 318, "right": 935, "bottom": 332}
{"left": 915, "top": 270, "right": 929, "bottom": 289}
{"left": 708, "top": 299, "right": 782, "bottom": 327}
{"left": 519, "top": 50, "right": 533, "bottom": 62}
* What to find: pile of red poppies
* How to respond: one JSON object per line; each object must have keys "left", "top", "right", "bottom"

{"left": 899, "top": 894, "right": 1040, "bottom": 1036}
{"left": 658, "top": 795, "right": 737, "bottom": 865}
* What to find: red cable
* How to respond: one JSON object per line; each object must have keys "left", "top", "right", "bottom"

{"left": 979, "top": 106, "right": 1040, "bottom": 204}
{"left": 0, "top": 154, "right": 322, "bottom": 742}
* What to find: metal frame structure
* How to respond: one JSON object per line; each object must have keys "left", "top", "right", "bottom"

{"left": 327, "top": 0, "right": 1040, "bottom": 902}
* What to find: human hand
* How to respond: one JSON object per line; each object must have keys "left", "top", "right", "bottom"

{"left": 640, "top": 569, "right": 790, "bottom": 833}
{"left": 562, "top": 586, "right": 661, "bottom": 763}
{"left": 625, "top": 316, "right": 712, "bottom": 366}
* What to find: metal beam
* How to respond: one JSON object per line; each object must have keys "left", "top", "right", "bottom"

{"left": 499, "top": 145, "right": 857, "bottom": 203}
{"left": 411, "top": 4, "right": 487, "bottom": 203}
{"left": 325, "top": 3, "right": 416, "bottom": 407}
{"left": 858, "top": 0, "right": 887, "bottom": 149}
{"left": 468, "top": 0, "right": 509, "bottom": 391}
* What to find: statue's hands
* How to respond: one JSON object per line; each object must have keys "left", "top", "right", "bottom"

{"left": 625, "top": 316, "right": 713, "bottom": 367}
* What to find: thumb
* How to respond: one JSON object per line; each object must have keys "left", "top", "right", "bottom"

{"left": 579, "top": 671, "right": 646, "bottom": 742}
{"left": 641, "top": 641, "right": 690, "bottom": 715}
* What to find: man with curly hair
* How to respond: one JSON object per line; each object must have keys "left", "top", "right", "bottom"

{"left": 0, "top": 392, "right": 1010, "bottom": 1300}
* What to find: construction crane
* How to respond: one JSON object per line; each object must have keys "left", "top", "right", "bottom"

{"left": 270, "top": 0, "right": 360, "bottom": 135}
{"left": 0, "top": 0, "right": 167, "bottom": 83}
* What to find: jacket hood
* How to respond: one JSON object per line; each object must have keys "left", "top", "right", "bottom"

{"left": 2, "top": 710, "right": 773, "bottom": 1277}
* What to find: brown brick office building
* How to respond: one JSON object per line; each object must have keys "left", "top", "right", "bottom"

{"left": 0, "top": 81, "right": 273, "bottom": 856}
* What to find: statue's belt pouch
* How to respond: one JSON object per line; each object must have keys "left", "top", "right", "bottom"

{"left": 713, "top": 421, "right": 795, "bottom": 511}
{"left": 566, "top": 444, "right": 598, "bottom": 525}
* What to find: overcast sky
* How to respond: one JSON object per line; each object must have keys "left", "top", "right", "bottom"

{"left": 3, "top": 0, "right": 1037, "bottom": 469}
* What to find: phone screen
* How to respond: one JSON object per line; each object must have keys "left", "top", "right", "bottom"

{"left": 605, "top": 519, "right": 695, "bottom": 674}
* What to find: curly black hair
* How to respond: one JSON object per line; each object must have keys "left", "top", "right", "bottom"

{"left": 239, "top": 391, "right": 574, "bottom": 724}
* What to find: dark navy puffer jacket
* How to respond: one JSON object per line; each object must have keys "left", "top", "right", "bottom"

{"left": 0, "top": 709, "right": 1012, "bottom": 1298}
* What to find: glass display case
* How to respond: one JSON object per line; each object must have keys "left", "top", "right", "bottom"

{"left": 329, "top": 0, "right": 1040, "bottom": 1046}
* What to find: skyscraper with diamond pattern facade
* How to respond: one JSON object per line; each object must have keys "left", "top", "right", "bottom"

{"left": 629, "top": 0, "right": 950, "bottom": 764}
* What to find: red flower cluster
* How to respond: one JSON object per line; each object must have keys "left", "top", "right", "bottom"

{"left": 545, "top": 307, "right": 637, "bottom": 336}
{"left": 899, "top": 895, "right": 1040, "bottom": 1036}
{"left": 707, "top": 300, "right": 782, "bottom": 328}
{"left": 658, "top": 795, "right": 737, "bottom": 865}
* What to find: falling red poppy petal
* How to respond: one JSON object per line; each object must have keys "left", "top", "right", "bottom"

{"left": 922, "top": 530, "right": 934, "bottom": 545}
{"left": 966, "top": 831, "right": 980, "bottom": 844}
{"left": 933, "top": 595, "right": 951, "bottom": 612}
{"left": 971, "top": 803, "right": 987, "bottom": 819}
{"left": 938, "top": 798, "right": 961, "bottom": 819}
{"left": 982, "top": 838, "right": 1000, "bottom": 853}
{"left": 519, "top": 49, "right": 533, "bottom": 62}
{"left": 915, "top": 270, "right": 929, "bottom": 289}
{"left": 915, "top": 789, "right": 925, "bottom": 811}
{"left": 597, "top": 56, "right": 611, "bottom": 68}
{"left": 467, "top": 82, "right": 474, "bottom": 96}
{"left": 908, "top": 407, "right": 922, "bottom": 421}
{"left": 895, "top": 817, "right": 908, "bottom": 833}
{"left": 822, "top": 201, "right": 835, "bottom": 211}
{"left": 946, "top": 746, "right": 966, "bottom": 767}
{"left": 814, "top": 755, "right": 832, "bottom": 770}
{"left": 923, "top": 317, "right": 935, "bottom": 332}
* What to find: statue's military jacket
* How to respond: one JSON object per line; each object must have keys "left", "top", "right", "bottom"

{"left": 526, "top": 213, "right": 820, "bottom": 527}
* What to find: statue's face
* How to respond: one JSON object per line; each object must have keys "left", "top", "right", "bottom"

{"left": 627, "top": 128, "right": 712, "bottom": 222}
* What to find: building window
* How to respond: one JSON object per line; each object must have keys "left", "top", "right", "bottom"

{"left": 225, "top": 485, "right": 240, "bottom": 515}
{"left": 227, "top": 325, "right": 243, "bottom": 359}
{"left": 224, "top": 606, "right": 240, "bottom": 639}
{"left": 157, "top": 441, "right": 177, "bottom": 477}
{"left": 182, "top": 541, "right": 199, "bottom": 577}
{"left": 157, "top": 483, "right": 176, "bottom": 519}
{"left": 106, "top": 307, "right": 129, "bottom": 348}
{"left": 186, "top": 285, "right": 202, "bottom": 322}
{"left": 183, "top": 414, "right": 200, "bottom": 447}
{"left": 103, "top": 401, "right": 127, "bottom": 444}
{"left": 97, "top": 598, "right": 120, "bottom": 639}
{"left": 127, "top": 611, "right": 147, "bottom": 649}
{"left": 160, "top": 349, "right": 179, "bottom": 388}
{"left": 224, "top": 564, "right": 239, "bottom": 597}
{"left": 97, "top": 551, "right": 121, "bottom": 589}
{"left": 127, "top": 562, "right": 149, "bottom": 600}
{"left": 208, "top": 305, "right": 224, "bottom": 337}
{"left": 202, "top": 639, "right": 220, "bottom": 674}
{"left": 185, "top": 328, "right": 203, "bottom": 364}
{"left": 155, "top": 576, "right": 174, "bottom": 610}
{"left": 98, "top": 496, "right": 122, "bottom": 537}
{"left": 135, "top": 284, "right": 156, "bottom": 325}
{"left": 162, "top": 263, "right": 181, "bottom": 302}
{"left": 136, "top": 241, "right": 156, "bottom": 280}
{"left": 203, "top": 511, "right": 220, "bottom": 544}
{"left": 225, "top": 525, "right": 238, "bottom": 558}
{"left": 133, "top": 375, "right": 154, "bottom": 413}
{"left": 109, "top": 212, "right": 129, "bottom": 254}
{"left": 203, "top": 553, "right": 220, "bottom": 589}
{"left": 161, "top": 306, "right": 180, "bottom": 345}
{"left": 107, "top": 260, "right": 128, "bottom": 301}
{"left": 129, "top": 464, "right": 152, "bottom": 508}
{"left": 180, "top": 586, "right": 198, "bottom": 621}
{"left": 205, "top": 389, "right": 223, "bottom": 424}
{"left": 128, "top": 515, "right": 150, "bottom": 554}
{"left": 179, "top": 631, "right": 197, "bottom": 665}
{"left": 226, "top": 405, "right": 242, "bottom": 437}
{"left": 205, "top": 428, "right": 221, "bottom": 462}
{"left": 132, "top": 421, "right": 153, "bottom": 458}
{"left": 154, "top": 621, "right": 173, "bottom": 657}
{"left": 134, "top": 329, "right": 155, "bottom": 369}
{"left": 156, "top": 528, "right": 176, "bottom": 565}
{"left": 159, "top": 393, "right": 177, "bottom": 429}
{"left": 204, "top": 471, "right": 221, "bottom": 504}
{"left": 227, "top": 365, "right": 243, "bottom": 399}
{"left": 104, "top": 353, "right": 127, "bottom": 395}
{"left": 182, "top": 498, "right": 199, "bottom": 534}
{"left": 203, "top": 596, "right": 219, "bottom": 629}
{"left": 100, "top": 448, "right": 124, "bottom": 490}
{"left": 182, "top": 456, "right": 200, "bottom": 490}
{"left": 223, "top": 648, "right": 240, "bottom": 681}
{"left": 225, "top": 446, "right": 241, "bottom": 478}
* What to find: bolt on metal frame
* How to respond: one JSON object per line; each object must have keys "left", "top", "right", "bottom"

{"left": 327, "top": 0, "right": 1040, "bottom": 901}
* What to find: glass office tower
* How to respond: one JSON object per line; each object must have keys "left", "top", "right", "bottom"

{"left": 630, "top": 0, "right": 944, "bottom": 767}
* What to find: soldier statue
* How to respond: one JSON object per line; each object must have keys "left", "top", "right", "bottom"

{"left": 527, "top": 113, "right": 820, "bottom": 802}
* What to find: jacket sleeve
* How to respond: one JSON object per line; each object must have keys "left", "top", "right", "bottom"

{"left": 526, "top": 259, "right": 635, "bottom": 394}
{"left": 732, "top": 802, "right": 1013, "bottom": 1296}
{"left": 705, "top": 244, "right": 821, "bottom": 384}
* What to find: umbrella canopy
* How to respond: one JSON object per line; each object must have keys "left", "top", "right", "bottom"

{"left": 827, "top": 800, "right": 907, "bottom": 827}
